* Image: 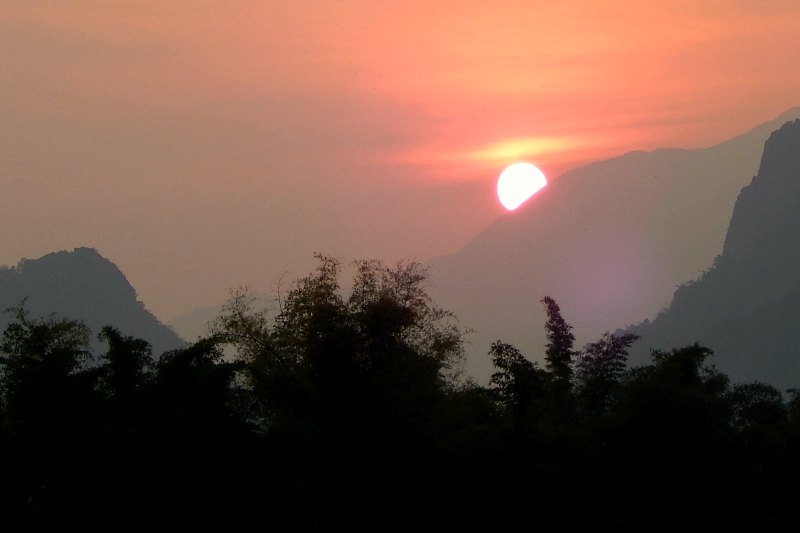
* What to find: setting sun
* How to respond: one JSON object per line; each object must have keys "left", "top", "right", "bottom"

{"left": 497, "top": 162, "right": 547, "bottom": 210}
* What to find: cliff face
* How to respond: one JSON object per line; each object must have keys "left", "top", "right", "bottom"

{"left": 0, "top": 247, "right": 185, "bottom": 356}
{"left": 628, "top": 120, "right": 800, "bottom": 391}
{"left": 722, "top": 119, "right": 800, "bottom": 270}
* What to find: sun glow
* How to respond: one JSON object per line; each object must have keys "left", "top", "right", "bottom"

{"left": 497, "top": 162, "right": 547, "bottom": 210}
{"left": 472, "top": 136, "right": 575, "bottom": 162}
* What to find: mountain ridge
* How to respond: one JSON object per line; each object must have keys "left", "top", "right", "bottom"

{"left": 427, "top": 107, "right": 800, "bottom": 383}
{"left": 626, "top": 118, "right": 800, "bottom": 391}
{"left": 0, "top": 247, "right": 185, "bottom": 356}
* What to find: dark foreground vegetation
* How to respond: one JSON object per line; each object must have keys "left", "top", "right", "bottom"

{"left": 2, "top": 256, "right": 799, "bottom": 532}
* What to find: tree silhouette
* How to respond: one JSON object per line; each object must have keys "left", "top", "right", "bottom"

{"left": 207, "top": 255, "right": 469, "bottom": 528}
{"left": 0, "top": 307, "right": 100, "bottom": 531}
{"left": 575, "top": 331, "right": 639, "bottom": 416}
{"left": 489, "top": 340, "right": 543, "bottom": 419}
{"left": 0, "top": 306, "right": 92, "bottom": 434}
{"left": 213, "top": 255, "right": 465, "bottom": 431}
{"left": 4, "top": 264, "right": 800, "bottom": 531}
{"left": 606, "top": 344, "right": 735, "bottom": 529}
{"left": 541, "top": 296, "right": 575, "bottom": 381}
{"left": 96, "top": 326, "right": 153, "bottom": 412}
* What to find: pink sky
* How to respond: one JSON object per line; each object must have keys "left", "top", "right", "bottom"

{"left": 2, "top": 1, "right": 800, "bottom": 320}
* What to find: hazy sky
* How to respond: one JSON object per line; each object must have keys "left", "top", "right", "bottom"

{"left": 2, "top": 1, "right": 800, "bottom": 320}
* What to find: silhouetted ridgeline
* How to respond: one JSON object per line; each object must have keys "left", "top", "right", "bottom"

{"left": 0, "top": 247, "right": 184, "bottom": 356}
{"left": 628, "top": 119, "right": 800, "bottom": 391}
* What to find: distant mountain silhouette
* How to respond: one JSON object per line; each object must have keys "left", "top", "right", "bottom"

{"left": 627, "top": 119, "right": 800, "bottom": 391}
{"left": 0, "top": 247, "right": 185, "bottom": 356}
{"left": 427, "top": 107, "right": 800, "bottom": 383}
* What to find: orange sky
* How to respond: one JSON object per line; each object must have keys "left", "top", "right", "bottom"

{"left": 2, "top": 1, "right": 800, "bottom": 320}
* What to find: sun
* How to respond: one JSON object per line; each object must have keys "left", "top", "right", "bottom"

{"left": 497, "top": 162, "right": 547, "bottom": 210}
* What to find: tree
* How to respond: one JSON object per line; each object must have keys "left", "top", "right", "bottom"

{"left": 578, "top": 331, "right": 638, "bottom": 381}
{"left": 97, "top": 326, "right": 153, "bottom": 410}
{"left": 347, "top": 257, "right": 465, "bottom": 387}
{"left": 489, "top": 340, "right": 543, "bottom": 418}
{"left": 541, "top": 296, "right": 575, "bottom": 381}
{"left": 729, "top": 382, "right": 787, "bottom": 435}
{"left": 0, "top": 307, "right": 99, "bottom": 531}
{"left": 575, "top": 331, "right": 639, "bottom": 416}
{"left": 609, "top": 344, "right": 734, "bottom": 528}
{"left": 727, "top": 382, "right": 788, "bottom": 480}
{"left": 212, "top": 254, "right": 466, "bottom": 432}
{"left": 210, "top": 255, "right": 471, "bottom": 528}
{"left": 0, "top": 306, "right": 92, "bottom": 432}
{"left": 153, "top": 337, "right": 245, "bottom": 425}
{"left": 209, "top": 287, "right": 294, "bottom": 427}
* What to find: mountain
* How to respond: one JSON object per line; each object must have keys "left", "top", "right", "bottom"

{"left": 627, "top": 118, "right": 800, "bottom": 391}
{"left": 0, "top": 247, "right": 185, "bottom": 356}
{"left": 427, "top": 107, "right": 800, "bottom": 384}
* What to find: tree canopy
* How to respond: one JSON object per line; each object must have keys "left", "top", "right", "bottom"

{"left": 0, "top": 259, "right": 798, "bottom": 531}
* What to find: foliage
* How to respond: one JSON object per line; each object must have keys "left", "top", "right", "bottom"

{"left": 489, "top": 340, "right": 541, "bottom": 411}
{"left": 1, "top": 269, "right": 800, "bottom": 531}
{"left": 212, "top": 254, "right": 465, "bottom": 433}
{"left": 541, "top": 295, "right": 575, "bottom": 381}
{"left": 96, "top": 326, "right": 153, "bottom": 407}
{"left": 575, "top": 331, "right": 639, "bottom": 415}
{"left": 0, "top": 306, "right": 92, "bottom": 432}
